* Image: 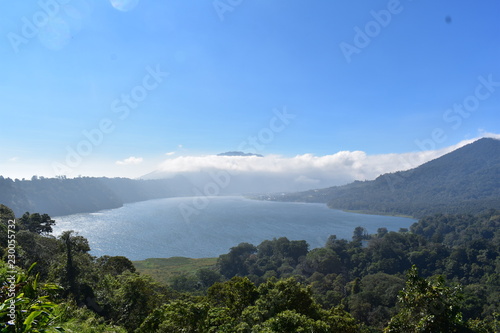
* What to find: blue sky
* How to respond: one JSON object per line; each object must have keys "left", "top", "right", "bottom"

{"left": 1, "top": 0, "right": 499, "bottom": 180}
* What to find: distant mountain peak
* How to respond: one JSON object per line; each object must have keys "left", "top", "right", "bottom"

{"left": 217, "top": 151, "right": 263, "bottom": 157}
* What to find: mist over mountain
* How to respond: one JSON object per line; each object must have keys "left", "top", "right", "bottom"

{"left": 217, "top": 151, "right": 264, "bottom": 157}
{"left": 264, "top": 138, "right": 500, "bottom": 218}
{"left": 0, "top": 176, "right": 193, "bottom": 216}
{"left": 140, "top": 141, "right": 477, "bottom": 194}
{"left": 2, "top": 138, "right": 498, "bottom": 217}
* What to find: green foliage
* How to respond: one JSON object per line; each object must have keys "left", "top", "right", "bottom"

{"left": 252, "top": 277, "right": 321, "bottom": 320}
{"left": 14, "top": 231, "right": 60, "bottom": 280}
{"left": 218, "top": 242, "right": 257, "bottom": 278}
{"left": 348, "top": 273, "right": 404, "bottom": 328}
{"left": 465, "top": 314, "right": 500, "bottom": 333}
{"left": 138, "top": 276, "right": 359, "bottom": 332}
{"left": 385, "top": 266, "right": 467, "bottom": 332}
{"left": 18, "top": 213, "right": 55, "bottom": 235}
{"left": 50, "top": 301, "right": 127, "bottom": 333}
{"left": 95, "top": 272, "right": 171, "bottom": 332}
{"left": 196, "top": 268, "right": 222, "bottom": 289}
{"left": 52, "top": 231, "right": 94, "bottom": 304}
{"left": 300, "top": 247, "right": 342, "bottom": 275}
{"left": 168, "top": 274, "right": 198, "bottom": 293}
{"left": 207, "top": 276, "right": 258, "bottom": 317}
{"left": 0, "top": 263, "right": 62, "bottom": 333}
{"left": 207, "top": 210, "right": 500, "bottom": 330}
{"left": 217, "top": 237, "right": 311, "bottom": 282}
{"left": 138, "top": 299, "right": 210, "bottom": 333}
{"left": 0, "top": 203, "right": 499, "bottom": 332}
{"left": 97, "top": 255, "right": 136, "bottom": 276}
{"left": 322, "top": 306, "right": 361, "bottom": 333}
{"left": 255, "top": 310, "right": 330, "bottom": 332}
{"left": 0, "top": 205, "right": 15, "bottom": 249}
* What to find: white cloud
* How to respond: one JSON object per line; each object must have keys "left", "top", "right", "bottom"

{"left": 116, "top": 156, "right": 144, "bottom": 165}
{"left": 151, "top": 135, "right": 496, "bottom": 193}
{"left": 478, "top": 130, "right": 500, "bottom": 140}
{"left": 165, "top": 152, "right": 176, "bottom": 156}
{"left": 155, "top": 147, "right": 445, "bottom": 180}
{"left": 8, "top": 157, "right": 19, "bottom": 162}
{"left": 155, "top": 151, "right": 411, "bottom": 184}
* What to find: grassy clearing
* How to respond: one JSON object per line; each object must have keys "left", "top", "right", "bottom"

{"left": 133, "top": 257, "right": 218, "bottom": 285}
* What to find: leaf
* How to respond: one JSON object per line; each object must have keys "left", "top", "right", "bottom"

{"left": 23, "top": 310, "right": 42, "bottom": 331}
{"left": 27, "top": 262, "right": 38, "bottom": 275}
{"left": 42, "top": 283, "right": 62, "bottom": 291}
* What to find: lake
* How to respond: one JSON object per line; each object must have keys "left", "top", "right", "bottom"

{"left": 52, "top": 196, "right": 416, "bottom": 260}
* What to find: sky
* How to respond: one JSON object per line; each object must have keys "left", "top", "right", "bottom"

{"left": 1, "top": 0, "right": 499, "bottom": 183}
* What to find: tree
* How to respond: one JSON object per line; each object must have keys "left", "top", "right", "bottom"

{"left": 252, "top": 277, "right": 321, "bottom": 320}
{"left": 322, "top": 305, "right": 361, "bottom": 333}
{"left": 300, "top": 248, "right": 342, "bottom": 275}
{"left": 0, "top": 204, "right": 15, "bottom": 251}
{"left": 15, "top": 230, "right": 60, "bottom": 279}
{"left": 196, "top": 268, "right": 222, "bottom": 288}
{"left": 18, "top": 212, "right": 55, "bottom": 234}
{"left": 352, "top": 226, "right": 368, "bottom": 243}
{"left": 170, "top": 274, "right": 199, "bottom": 292}
{"left": 385, "top": 265, "right": 469, "bottom": 333}
{"left": 207, "top": 276, "right": 258, "bottom": 317}
{"left": 0, "top": 204, "right": 15, "bottom": 222}
{"left": 97, "top": 255, "right": 136, "bottom": 276}
{"left": 256, "top": 309, "right": 330, "bottom": 332}
{"left": 139, "top": 299, "right": 209, "bottom": 333}
{"left": 218, "top": 242, "right": 257, "bottom": 278}
{"left": 348, "top": 273, "right": 404, "bottom": 328}
{"left": 239, "top": 277, "right": 359, "bottom": 332}
{"left": 57, "top": 230, "right": 92, "bottom": 303}
{"left": 97, "top": 272, "right": 171, "bottom": 332}
{"left": 377, "top": 227, "right": 389, "bottom": 238}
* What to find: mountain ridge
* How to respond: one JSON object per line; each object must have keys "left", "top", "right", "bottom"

{"left": 0, "top": 176, "right": 194, "bottom": 216}
{"left": 262, "top": 138, "right": 500, "bottom": 218}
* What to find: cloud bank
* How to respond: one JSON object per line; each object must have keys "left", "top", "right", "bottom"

{"left": 147, "top": 134, "right": 500, "bottom": 194}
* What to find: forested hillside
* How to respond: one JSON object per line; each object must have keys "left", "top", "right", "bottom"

{"left": 1, "top": 203, "right": 498, "bottom": 332}
{"left": 0, "top": 175, "right": 192, "bottom": 216}
{"left": 267, "top": 138, "right": 500, "bottom": 218}
{"left": 166, "top": 210, "right": 500, "bottom": 331}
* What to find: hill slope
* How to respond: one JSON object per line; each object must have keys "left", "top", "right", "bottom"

{"left": 0, "top": 176, "right": 193, "bottom": 216}
{"left": 267, "top": 138, "right": 500, "bottom": 218}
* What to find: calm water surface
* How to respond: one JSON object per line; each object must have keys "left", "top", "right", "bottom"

{"left": 52, "top": 196, "right": 416, "bottom": 260}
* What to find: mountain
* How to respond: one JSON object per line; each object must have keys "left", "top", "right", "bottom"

{"left": 262, "top": 138, "right": 500, "bottom": 218}
{"left": 0, "top": 176, "right": 193, "bottom": 216}
{"left": 217, "top": 151, "right": 263, "bottom": 157}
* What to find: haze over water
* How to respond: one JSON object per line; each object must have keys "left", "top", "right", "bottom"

{"left": 52, "top": 196, "right": 415, "bottom": 260}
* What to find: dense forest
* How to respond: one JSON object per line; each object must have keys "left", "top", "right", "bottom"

{"left": 0, "top": 176, "right": 193, "bottom": 217}
{"left": 265, "top": 138, "right": 500, "bottom": 218}
{"left": 1, "top": 203, "right": 499, "bottom": 332}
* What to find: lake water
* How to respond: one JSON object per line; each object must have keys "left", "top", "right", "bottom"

{"left": 52, "top": 196, "right": 416, "bottom": 260}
